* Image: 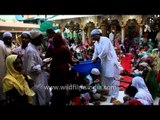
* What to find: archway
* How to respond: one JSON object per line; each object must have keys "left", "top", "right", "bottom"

{"left": 64, "top": 20, "right": 81, "bottom": 43}
{"left": 111, "top": 19, "right": 121, "bottom": 33}
{"left": 125, "top": 19, "right": 139, "bottom": 38}
{"left": 100, "top": 18, "right": 121, "bottom": 37}
{"left": 144, "top": 15, "right": 160, "bottom": 41}
{"left": 84, "top": 21, "right": 95, "bottom": 44}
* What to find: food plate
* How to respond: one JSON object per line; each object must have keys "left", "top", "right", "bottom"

{"left": 43, "top": 58, "right": 52, "bottom": 63}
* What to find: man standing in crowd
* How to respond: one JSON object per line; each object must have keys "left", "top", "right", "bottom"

{"left": 91, "top": 29, "right": 120, "bottom": 102}
{"left": 109, "top": 30, "right": 115, "bottom": 45}
{"left": 0, "top": 31, "right": 15, "bottom": 105}
{"left": 0, "top": 38, "right": 7, "bottom": 105}
{"left": 24, "top": 30, "right": 51, "bottom": 105}
{"left": 12, "top": 31, "right": 31, "bottom": 64}
{"left": 2, "top": 31, "right": 15, "bottom": 55}
{"left": 46, "top": 29, "right": 55, "bottom": 48}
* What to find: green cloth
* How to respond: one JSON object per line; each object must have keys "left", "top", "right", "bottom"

{"left": 39, "top": 21, "right": 59, "bottom": 32}
{"left": 145, "top": 67, "right": 159, "bottom": 100}
{"left": 68, "top": 32, "right": 73, "bottom": 39}
{"left": 64, "top": 32, "right": 68, "bottom": 38}
{"left": 133, "top": 37, "right": 139, "bottom": 43}
{"left": 146, "top": 48, "right": 153, "bottom": 56}
{"left": 73, "top": 31, "right": 78, "bottom": 41}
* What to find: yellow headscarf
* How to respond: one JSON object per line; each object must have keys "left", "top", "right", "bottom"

{"left": 3, "top": 55, "right": 35, "bottom": 103}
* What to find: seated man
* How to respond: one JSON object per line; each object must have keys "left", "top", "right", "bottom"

{"left": 85, "top": 68, "right": 108, "bottom": 102}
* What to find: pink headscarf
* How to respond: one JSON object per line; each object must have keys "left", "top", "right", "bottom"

{"left": 84, "top": 41, "right": 89, "bottom": 46}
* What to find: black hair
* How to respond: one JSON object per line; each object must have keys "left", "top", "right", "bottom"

{"left": 21, "top": 33, "right": 31, "bottom": 39}
{"left": 46, "top": 29, "right": 55, "bottom": 34}
{"left": 125, "top": 85, "right": 138, "bottom": 97}
{"left": 99, "top": 33, "right": 102, "bottom": 36}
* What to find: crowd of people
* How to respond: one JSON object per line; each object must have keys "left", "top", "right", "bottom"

{"left": 0, "top": 27, "right": 160, "bottom": 106}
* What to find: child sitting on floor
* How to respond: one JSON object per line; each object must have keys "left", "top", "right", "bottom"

{"left": 123, "top": 85, "right": 143, "bottom": 105}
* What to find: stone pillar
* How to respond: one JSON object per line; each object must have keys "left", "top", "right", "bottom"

{"left": 95, "top": 16, "right": 99, "bottom": 28}
{"left": 61, "top": 27, "right": 65, "bottom": 39}
{"left": 139, "top": 23, "right": 143, "bottom": 38}
{"left": 120, "top": 23, "right": 126, "bottom": 44}
{"left": 86, "top": 21, "right": 96, "bottom": 44}
{"left": 82, "top": 28, "right": 86, "bottom": 44}
{"left": 87, "top": 26, "right": 92, "bottom": 44}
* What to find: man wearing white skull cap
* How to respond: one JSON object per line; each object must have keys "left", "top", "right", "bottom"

{"left": 2, "top": 31, "right": 16, "bottom": 56}
{"left": 2, "top": 31, "right": 13, "bottom": 48}
{"left": 139, "top": 62, "right": 148, "bottom": 67}
{"left": 12, "top": 32, "right": 31, "bottom": 65}
{"left": 86, "top": 68, "right": 101, "bottom": 85}
{"left": 30, "top": 30, "right": 42, "bottom": 39}
{"left": 91, "top": 29, "right": 102, "bottom": 36}
{"left": 91, "top": 68, "right": 100, "bottom": 76}
{"left": 23, "top": 30, "right": 51, "bottom": 105}
{"left": 91, "top": 28, "right": 120, "bottom": 100}
{"left": 0, "top": 31, "right": 14, "bottom": 103}
{"left": 85, "top": 68, "right": 108, "bottom": 101}
{"left": 3, "top": 31, "right": 12, "bottom": 38}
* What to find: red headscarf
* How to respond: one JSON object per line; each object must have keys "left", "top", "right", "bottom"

{"left": 52, "top": 33, "right": 67, "bottom": 47}
{"left": 129, "top": 99, "right": 143, "bottom": 105}
{"left": 72, "top": 97, "right": 81, "bottom": 105}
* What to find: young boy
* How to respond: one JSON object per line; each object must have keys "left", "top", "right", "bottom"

{"left": 123, "top": 85, "right": 143, "bottom": 105}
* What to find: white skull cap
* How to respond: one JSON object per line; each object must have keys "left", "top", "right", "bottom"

{"left": 91, "top": 68, "right": 100, "bottom": 75}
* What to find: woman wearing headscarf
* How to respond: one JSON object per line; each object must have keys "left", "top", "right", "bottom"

{"left": 131, "top": 76, "right": 153, "bottom": 105}
{"left": 3, "top": 54, "right": 35, "bottom": 106}
{"left": 48, "top": 33, "right": 79, "bottom": 107}
{"left": 124, "top": 35, "right": 132, "bottom": 53}
{"left": 141, "top": 60, "right": 159, "bottom": 100}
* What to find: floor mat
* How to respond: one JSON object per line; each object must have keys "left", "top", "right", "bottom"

{"left": 120, "top": 53, "right": 133, "bottom": 90}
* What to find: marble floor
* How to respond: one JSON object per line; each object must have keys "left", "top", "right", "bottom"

{"left": 99, "top": 91, "right": 160, "bottom": 105}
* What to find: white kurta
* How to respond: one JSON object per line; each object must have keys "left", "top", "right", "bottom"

{"left": 0, "top": 41, "right": 7, "bottom": 101}
{"left": 5, "top": 43, "right": 16, "bottom": 56}
{"left": 0, "top": 41, "right": 16, "bottom": 101}
{"left": 92, "top": 36, "right": 120, "bottom": 98}
{"left": 24, "top": 43, "right": 51, "bottom": 105}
